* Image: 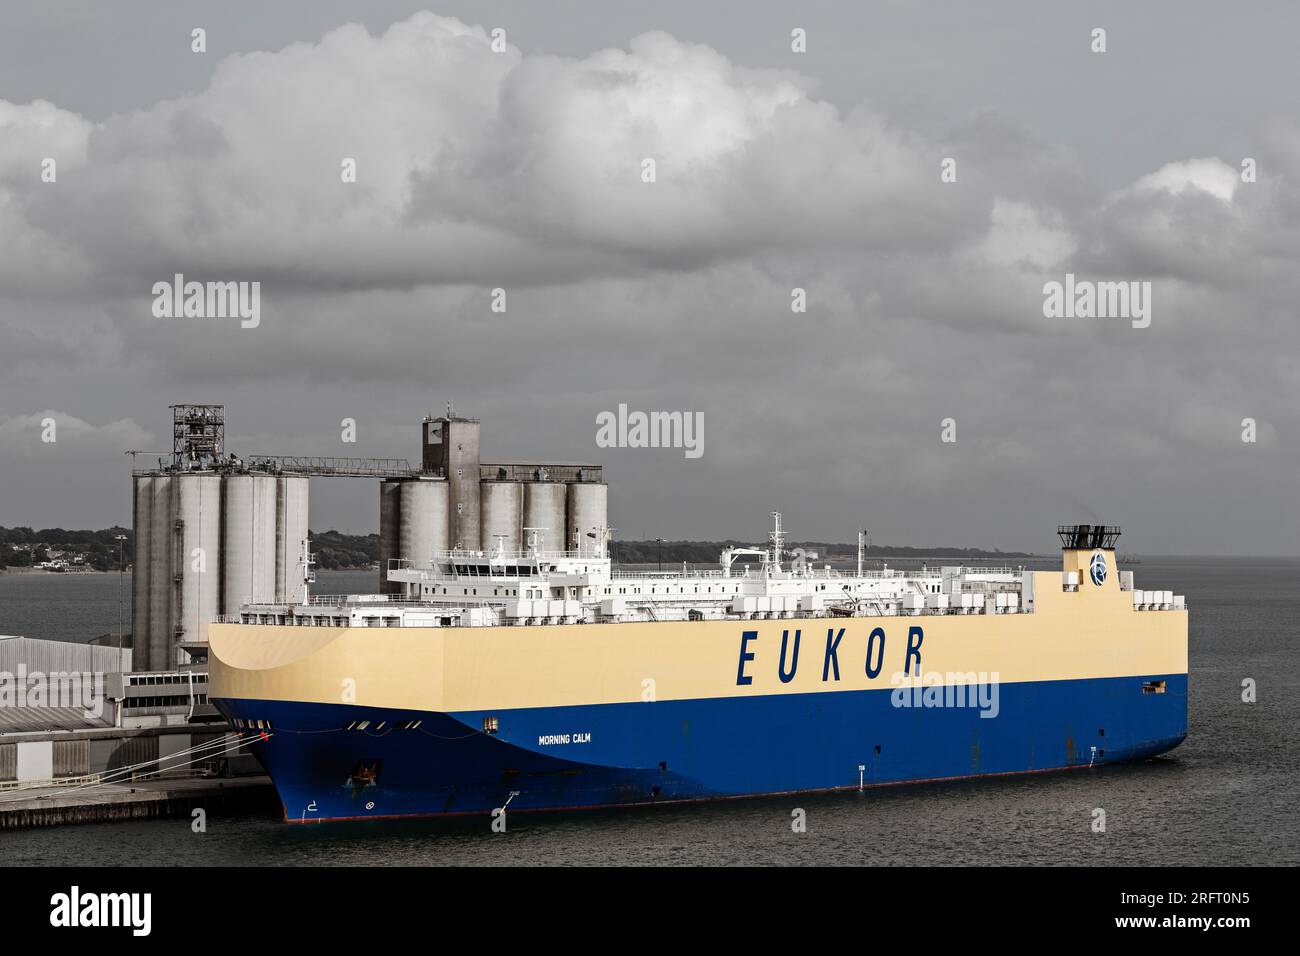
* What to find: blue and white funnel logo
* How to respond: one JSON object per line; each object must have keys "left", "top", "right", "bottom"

{"left": 1089, "top": 550, "right": 1107, "bottom": 586}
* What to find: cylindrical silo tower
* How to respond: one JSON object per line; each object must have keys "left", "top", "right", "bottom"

{"left": 146, "top": 474, "right": 173, "bottom": 673}
{"left": 131, "top": 476, "right": 152, "bottom": 663}
{"left": 422, "top": 415, "right": 481, "bottom": 552}
{"left": 175, "top": 474, "right": 222, "bottom": 653}
{"left": 400, "top": 477, "right": 450, "bottom": 573}
{"left": 275, "top": 476, "right": 310, "bottom": 605}
{"left": 378, "top": 479, "right": 403, "bottom": 595}
{"left": 222, "top": 474, "right": 279, "bottom": 616}
{"left": 566, "top": 481, "right": 609, "bottom": 557}
{"left": 250, "top": 476, "right": 278, "bottom": 604}
{"left": 523, "top": 481, "right": 567, "bottom": 555}
{"left": 480, "top": 480, "right": 523, "bottom": 554}
{"left": 222, "top": 475, "right": 253, "bottom": 618}
{"left": 274, "top": 480, "right": 286, "bottom": 600}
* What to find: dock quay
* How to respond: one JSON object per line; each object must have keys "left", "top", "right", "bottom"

{"left": 0, "top": 773, "right": 275, "bottom": 829}
{"left": 2, "top": 634, "right": 275, "bottom": 828}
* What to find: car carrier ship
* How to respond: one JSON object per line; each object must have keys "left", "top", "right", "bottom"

{"left": 207, "top": 517, "right": 1188, "bottom": 823}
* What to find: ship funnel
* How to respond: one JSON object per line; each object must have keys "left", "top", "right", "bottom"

{"left": 1057, "top": 524, "right": 1121, "bottom": 550}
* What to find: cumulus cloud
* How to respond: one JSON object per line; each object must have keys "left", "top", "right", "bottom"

{"left": 2, "top": 12, "right": 1291, "bottom": 310}
{"left": 0, "top": 13, "right": 987, "bottom": 297}
{"left": 0, "top": 99, "right": 94, "bottom": 290}
{"left": 1131, "top": 158, "right": 1239, "bottom": 203}
{"left": 966, "top": 200, "right": 1077, "bottom": 271}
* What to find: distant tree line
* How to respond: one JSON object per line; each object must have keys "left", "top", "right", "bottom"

{"left": 0, "top": 526, "right": 132, "bottom": 571}
{"left": 0, "top": 526, "right": 383, "bottom": 572}
{"left": 0, "top": 526, "right": 1033, "bottom": 573}
{"left": 309, "top": 530, "right": 379, "bottom": 570}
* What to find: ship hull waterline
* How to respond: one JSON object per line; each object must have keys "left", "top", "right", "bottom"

{"left": 214, "top": 672, "right": 1187, "bottom": 824}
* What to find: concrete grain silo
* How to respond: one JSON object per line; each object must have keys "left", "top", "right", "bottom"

{"left": 250, "top": 476, "right": 279, "bottom": 603}
{"left": 275, "top": 476, "right": 310, "bottom": 605}
{"left": 378, "top": 479, "right": 403, "bottom": 595}
{"left": 175, "top": 474, "right": 222, "bottom": 651}
{"left": 221, "top": 475, "right": 254, "bottom": 616}
{"left": 130, "top": 476, "right": 152, "bottom": 662}
{"left": 565, "top": 481, "right": 608, "bottom": 557}
{"left": 399, "top": 478, "right": 450, "bottom": 574}
{"left": 523, "top": 481, "right": 567, "bottom": 554}
{"left": 146, "top": 474, "right": 173, "bottom": 672}
{"left": 422, "top": 414, "right": 481, "bottom": 552}
{"left": 479, "top": 480, "right": 523, "bottom": 554}
{"left": 222, "top": 474, "right": 278, "bottom": 616}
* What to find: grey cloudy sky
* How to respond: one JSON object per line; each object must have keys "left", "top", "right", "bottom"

{"left": 0, "top": 1, "right": 1296, "bottom": 554}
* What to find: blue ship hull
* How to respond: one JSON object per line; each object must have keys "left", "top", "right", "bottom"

{"left": 215, "top": 673, "right": 1187, "bottom": 823}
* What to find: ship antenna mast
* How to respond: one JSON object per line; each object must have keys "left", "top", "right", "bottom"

{"left": 769, "top": 511, "right": 784, "bottom": 573}
{"left": 299, "top": 536, "right": 316, "bottom": 602}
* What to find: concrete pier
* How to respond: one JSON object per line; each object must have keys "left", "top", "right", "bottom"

{"left": 0, "top": 774, "right": 275, "bottom": 830}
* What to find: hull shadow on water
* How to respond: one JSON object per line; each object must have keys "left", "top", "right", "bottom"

{"left": 257, "top": 754, "right": 1189, "bottom": 858}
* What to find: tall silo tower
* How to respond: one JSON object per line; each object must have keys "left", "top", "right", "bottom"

{"left": 422, "top": 409, "right": 481, "bottom": 551}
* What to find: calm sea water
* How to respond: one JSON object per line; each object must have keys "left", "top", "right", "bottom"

{"left": 1, "top": 559, "right": 1296, "bottom": 866}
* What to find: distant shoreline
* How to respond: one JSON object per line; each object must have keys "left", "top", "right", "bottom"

{"left": 0, "top": 567, "right": 113, "bottom": 575}
{"left": 0, "top": 566, "right": 379, "bottom": 575}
